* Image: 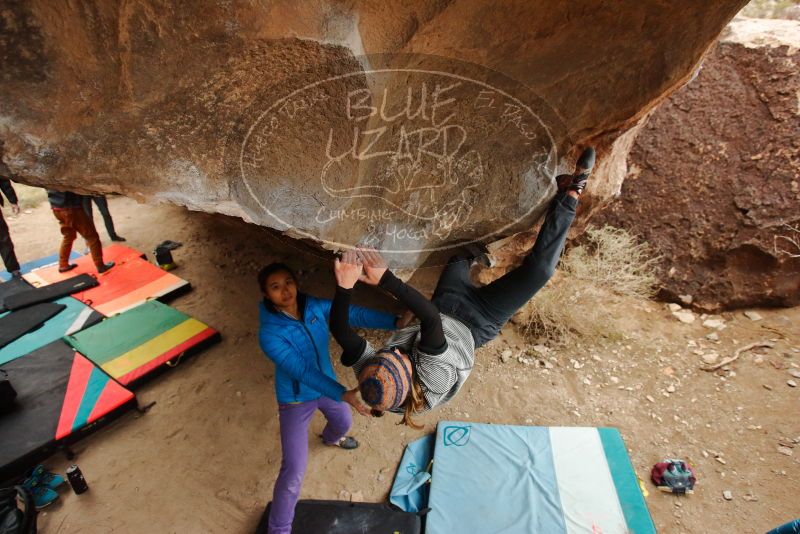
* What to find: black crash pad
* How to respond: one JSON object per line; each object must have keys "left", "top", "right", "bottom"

{"left": 4, "top": 274, "right": 98, "bottom": 311}
{"left": 256, "top": 500, "right": 421, "bottom": 534}
{"left": 0, "top": 303, "right": 66, "bottom": 349}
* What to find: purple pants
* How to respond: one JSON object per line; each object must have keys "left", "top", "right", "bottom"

{"left": 268, "top": 396, "right": 352, "bottom": 534}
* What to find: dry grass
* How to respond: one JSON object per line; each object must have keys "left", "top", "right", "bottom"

{"left": 517, "top": 225, "right": 660, "bottom": 344}
{"left": 2, "top": 183, "right": 48, "bottom": 210}
{"left": 739, "top": 0, "right": 800, "bottom": 19}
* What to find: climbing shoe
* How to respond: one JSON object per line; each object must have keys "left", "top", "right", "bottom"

{"left": 21, "top": 474, "right": 59, "bottom": 509}
{"left": 31, "top": 464, "right": 66, "bottom": 490}
{"left": 557, "top": 146, "right": 596, "bottom": 195}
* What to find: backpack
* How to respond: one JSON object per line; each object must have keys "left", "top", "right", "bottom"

{"left": 651, "top": 459, "right": 696, "bottom": 494}
{"left": 0, "top": 486, "right": 37, "bottom": 534}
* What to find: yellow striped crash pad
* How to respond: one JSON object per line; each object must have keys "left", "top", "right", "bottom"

{"left": 63, "top": 300, "right": 219, "bottom": 386}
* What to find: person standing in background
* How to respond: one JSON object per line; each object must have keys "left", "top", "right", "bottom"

{"left": 0, "top": 162, "right": 22, "bottom": 277}
{"left": 83, "top": 195, "right": 125, "bottom": 242}
{"left": 47, "top": 190, "right": 114, "bottom": 274}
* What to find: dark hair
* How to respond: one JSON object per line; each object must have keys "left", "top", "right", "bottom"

{"left": 257, "top": 263, "right": 296, "bottom": 293}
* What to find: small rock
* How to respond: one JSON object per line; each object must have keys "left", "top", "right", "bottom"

{"left": 788, "top": 380, "right": 798, "bottom": 388}
{"left": 715, "top": 457, "right": 727, "bottom": 465}
{"left": 532, "top": 344, "right": 549, "bottom": 355}
{"left": 338, "top": 490, "right": 351, "bottom": 500}
{"left": 703, "top": 319, "right": 726, "bottom": 330}
{"left": 668, "top": 303, "right": 683, "bottom": 312}
{"left": 706, "top": 332, "right": 719, "bottom": 342}
{"left": 777, "top": 446, "right": 793, "bottom": 456}
{"left": 789, "top": 369, "right": 800, "bottom": 379}
{"left": 743, "top": 310, "right": 763, "bottom": 321}
{"left": 609, "top": 376, "right": 620, "bottom": 384}
{"left": 646, "top": 395, "right": 656, "bottom": 403}
{"left": 500, "top": 349, "right": 512, "bottom": 363}
{"left": 673, "top": 310, "right": 695, "bottom": 324}
{"left": 722, "top": 490, "right": 733, "bottom": 501}
{"left": 679, "top": 294, "right": 693, "bottom": 305}
{"left": 666, "top": 384, "right": 676, "bottom": 393}
{"left": 236, "top": 391, "right": 242, "bottom": 397}
{"left": 763, "top": 384, "right": 773, "bottom": 391}
{"left": 742, "top": 493, "right": 758, "bottom": 502}
{"left": 702, "top": 353, "right": 719, "bottom": 365}
{"left": 350, "top": 490, "right": 364, "bottom": 502}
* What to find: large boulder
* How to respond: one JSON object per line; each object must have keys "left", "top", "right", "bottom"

{"left": 593, "top": 18, "right": 800, "bottom": 311}
{"left": 0, "top": 1, "right": 746, "bottom": 265}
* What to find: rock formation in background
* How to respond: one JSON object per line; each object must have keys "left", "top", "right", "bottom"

{"left": 592, "top": 18, "right": 800, "bottom": 311}
{"left": 0, "top": 1, "right": 747, "bottom": 265}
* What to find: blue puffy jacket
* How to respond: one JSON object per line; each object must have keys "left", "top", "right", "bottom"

{"left": 259, "top": 292, "right": 396, "bottom": 404}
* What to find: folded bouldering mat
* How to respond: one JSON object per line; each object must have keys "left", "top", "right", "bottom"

{"left": 0, "top": 340, "right": 135, "bottom": 482}
{"left": 64, "top": 300, "right": 219, "bottom": 386}
{"left": 390, "top": 434, "right": 434, "bottom": 513}
{"left": 422, "top": 422, "right": 656, "bottom": 534}
{"left": 256, "top": 500, "right": 421, "bottom": 534}
{"left": 0, "top": 298, "right": 103, "bottom": 366}
{"left": 0, "top": 303, "right": 65, "bottom": 350}
{"left": 0, "top": 251, "right": 82, "bottom": 282}
{"left": 25, "top": 255, "right": 190, "bottom": 317}
{"left": 0, "top": 277, "right": 33, "bottom": 312}
{"left": 4, "top": 274, "right": 98, "bottom": 311}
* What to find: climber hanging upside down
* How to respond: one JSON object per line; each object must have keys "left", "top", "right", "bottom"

{"left": 329, "top": 147, "right": 596, "bottom": 428}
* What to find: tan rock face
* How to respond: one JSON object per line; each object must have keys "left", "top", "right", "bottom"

{"left": 0, "top": 0, "right": 746, "bottom": 265}
{"left": 593, "top": 18, "right": 800, "bottom": 311}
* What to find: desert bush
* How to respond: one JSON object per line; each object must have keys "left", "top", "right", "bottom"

{"left": 517, "top": 225, "right": 659, "bottom": 344}
{"left": 4, "top": 183, "right": 47, "bottom": 210}
{"left": 739, "top": 0, "right": 800, "bottom": 19}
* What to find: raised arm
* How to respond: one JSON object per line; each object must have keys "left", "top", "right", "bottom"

{"left": 358, "top": 247, "right": 446, "bottom": 355}
{"left": 317, "top": 297, "right": 397, "bottom": 330}
{"left": 330, "top": 250, "right": 369, "bottom": 365}
{"left": 329, "top": 286, "right": 368, "bottom": 366}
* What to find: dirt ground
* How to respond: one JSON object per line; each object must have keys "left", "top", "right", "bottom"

{"left": 3, "top": 194, "right": 799, "bottom": 533}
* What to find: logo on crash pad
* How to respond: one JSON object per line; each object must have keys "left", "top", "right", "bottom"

{"left": 443, "top": 425, "right": 471, "bottom": 447}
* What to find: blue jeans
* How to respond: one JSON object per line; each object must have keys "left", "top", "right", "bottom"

{"left": 432, "top": 192, "right": 578, "bottom": 347}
